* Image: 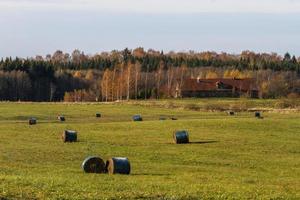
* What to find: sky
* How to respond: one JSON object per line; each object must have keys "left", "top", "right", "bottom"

{"left": 0, "top": 0, "right": 300, "bottom": 58}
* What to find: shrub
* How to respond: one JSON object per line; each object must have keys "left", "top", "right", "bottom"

{"left": 287, "top": 93, "right": 300, "bottom": 99}
{"left": 274, "top": 99, "right": 297, "bottom": 109}
{"left": 184, "top": 104, "right": 200, "bottom": 111}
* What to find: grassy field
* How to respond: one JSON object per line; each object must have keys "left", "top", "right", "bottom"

{"left": 0, "top": 99, "right": 299, "bottom": 200}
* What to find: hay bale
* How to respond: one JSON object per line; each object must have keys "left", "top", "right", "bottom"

{"left": 29, "top": 117, "right": 37, "bottom": 125}
{"left": 173, "top": 130, "right": 189, "bottom": 144}
{"left": 82, "top": 156, "right": 106, "bottom": 173}
{"left": 96, "top": 113, "right": 101, "bottom": 118}
{"left": 159, "top": 116, "right": 167, "bottom": 120}
{"left": 255, "top": 112, "right": 261, "bottom": 118}
{"left": 58, "top": 115, "right": 65, "bottom": 122}
{"left": 255, "top": 112, "right": 264, "bottom": 119}
{"left": 62, "top": 130, "right": 77, "bottom": 143}
{"left": 228, "top": 111, "right": 235, "bottom": 116}
{"left": 132, "top": 115, "right": 142, "bottom": 121}
{"left": 171, "top": 117, "right": 178, "bottom": 120}
{"left": 106, "top": 157, "right": 131, "bottom": 175}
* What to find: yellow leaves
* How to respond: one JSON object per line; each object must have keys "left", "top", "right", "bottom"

{"left": 100, "top": 62, "right": 142, "bottom": 101}
{"left": 63, "top": 89, "right": 96, "bottom": 102}
{"left": 205, "top": 71, "right": 218, "bottom": 79}
{"left": 223, "top": 69, "right": 253, "bottom": 79}
{"left": 85, "top": 70, "right": 95, "bottom": 81}
{"left": 73, "top": 71, "right": 83, "bottom": 78}
{"left": 261, "top": 81, "right": 270, "bottom": 93}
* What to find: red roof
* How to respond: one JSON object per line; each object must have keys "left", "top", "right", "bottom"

{"left": 181, "top": 78, "right": 258, "bottom": 92}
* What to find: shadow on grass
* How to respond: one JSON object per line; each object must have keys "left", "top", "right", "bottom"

{"left": 131, "top": 173, "right": 171, "bottom": 176}
{"left": 189, "top": 141, "right": 218, "bottom": 144}
{"left": 167, "top": 140, "right": 218, "bottom": 145}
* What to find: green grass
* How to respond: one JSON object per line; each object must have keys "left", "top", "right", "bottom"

{"left": 0, "top": 100, "right": 299, "bottom": 200}
{"left": 129, "top": 98, "right": 300, "bottom": 111}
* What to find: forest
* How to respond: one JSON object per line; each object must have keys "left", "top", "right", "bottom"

{"left": 0, "top": 48, "right": 299, "bottom": 102}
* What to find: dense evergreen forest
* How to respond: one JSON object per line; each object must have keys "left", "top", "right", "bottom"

{"left": 0, "top": 48, "right": 299, "bottom": 101}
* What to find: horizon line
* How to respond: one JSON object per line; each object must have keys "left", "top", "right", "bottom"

{"left": 1, "top": 48, "right": 298, "bottom": 59}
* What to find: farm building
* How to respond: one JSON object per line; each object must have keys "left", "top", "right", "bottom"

{"left": 176, "top": 78, "right": 259, "bottom": 98}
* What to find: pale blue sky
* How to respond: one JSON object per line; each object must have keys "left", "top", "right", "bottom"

{"left": 0, "top": 0, "right": 300, "bottom": 57}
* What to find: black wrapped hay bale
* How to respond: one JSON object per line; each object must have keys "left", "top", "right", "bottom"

{"left": 229, "top": 111, "right": 235, "bottom": 116}
{"left": 106, "top": 157, "right": 131, "bottom": 175}
{"left": 82, "top": 156, "right": 106, "bottom": 173}
{"left": 58, "top": 115, "right": 65, "bottom": 122}
{"left": 29, "top": 117, "right": 37, "bottom": 125}
{"left": 173, "top": 130, "right": 189, "bottom": 144}
{"left": 255, "top": 112, "right": 261, "bottom": 118}
{"left": 96, "top": 113, "right": 101, "bottom": 118}
{"left": 62, "top": 130, "right": 77, "bottom": 143}
{"left": 132, "top": 115, "right": 142, "bottom": 121}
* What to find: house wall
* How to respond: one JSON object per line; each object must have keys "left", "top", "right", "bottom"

{"left": 181, "top": 90, "right": 240, "bottom": 98}
{"left": 181, "top": 90, "right": 259, "bottom": 98}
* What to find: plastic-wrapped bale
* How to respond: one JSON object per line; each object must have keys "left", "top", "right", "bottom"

{"left": 173, "top": 130, "right": 189, "bottom": 144}
{"left": 132, "top": 115, "right": 142, "bottom": 121}
{"left": 106, "top": 157, "right": 131, "bottom": 175}
{"left": 159, "top": 116, "right": 167, "bottom": 120}
{"left": 82, "top": 156, "right": 106, "bottom": 173}
{"left": 29, "top": 118, "right": 37, "bottom": 125}
{"left": 58, "top": 115, "right": 65, "bottom": 122}
{"left": 255, "top": 112, "right": 264, "bottom": 119}
{"left": 255, "top": 112, "right": 261, "bottom": 118}
{"left": 229, "top": 111, "right": 235, "bottom": 116}
{"left": 96, "top": 113, "right": 101, "bottom": 118}
{"left": 62, "top": 130, "right": 77, "bottom": 143}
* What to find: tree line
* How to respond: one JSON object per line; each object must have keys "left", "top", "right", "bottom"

{"left": 1, "top": 48, "right": 300, "bottom": 72}
{"left": 0, "top": 48, "right": 299, "bottom": 101}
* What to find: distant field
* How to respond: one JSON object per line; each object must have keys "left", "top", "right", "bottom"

{"left": 129, "top": 98, "right": 300, "bottom": 111}
{"left": 0, "top": 99, "right": 299, "bottom": 199}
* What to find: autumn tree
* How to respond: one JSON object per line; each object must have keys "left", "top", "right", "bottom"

{"left": 179, "top": 64, "right": 188, "bottom": 95}
{"left": 134, "top": 62, "right": 141, "bottom": 99}
{"left": 205, "top": 70, "right": 218, "bottom": 79}
{"left": 126, "top": 62, "right": 133, "bottom": 100}
{"left": 156, "top": 62, "right": 164, "bottom": 99}
{"left": 166, "top": 66, "right": 174, "bottom": 97}
{"left": 101, "top": 69, "right": 111, "bottom": 101}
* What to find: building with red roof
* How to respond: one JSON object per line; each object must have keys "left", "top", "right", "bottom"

{"left": 176, "top": 78, "right": 259, "bottom": 98}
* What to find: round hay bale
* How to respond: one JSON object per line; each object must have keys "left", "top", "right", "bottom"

{"left": 229, "top": 111, "right": 235, "bottom": 116}
{"left": 58, "top": 115, "right": 65, "bottom": 122}
{"left": 132, "top": 115, "right": 142, "bottom": 121}
{"left": 82, "top": 156, "right": 106, "bottom": 173}
{"left": 106, "top": 157, "right": 131, "bottom": 175}
{"left": 96, "top": 113, "right": 101, "bottom": 118}
{"left": 173, "top": 130, "right": 189, "bottom": 144}
{"left": 29, "top": 118, "right": 37, "bottom": 125}
{"left": 159, "top": 116, "right": 167, "bottom": 120}
{"left": 255, "top": 112, "right": 261, "bottom": 118}
{"left": 62, "top": 130, "right": 77, "bottom": 143}
{"left": 171, "top": 117, "right": 178, "bottom": 120}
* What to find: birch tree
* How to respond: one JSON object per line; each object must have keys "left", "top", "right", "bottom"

{"left": 134, "top": 62, "right": 141, "bottom": 99}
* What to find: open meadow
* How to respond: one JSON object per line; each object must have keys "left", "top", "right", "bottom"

{"left": 0, "top": 99, "right": 299, "bottom": 199}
